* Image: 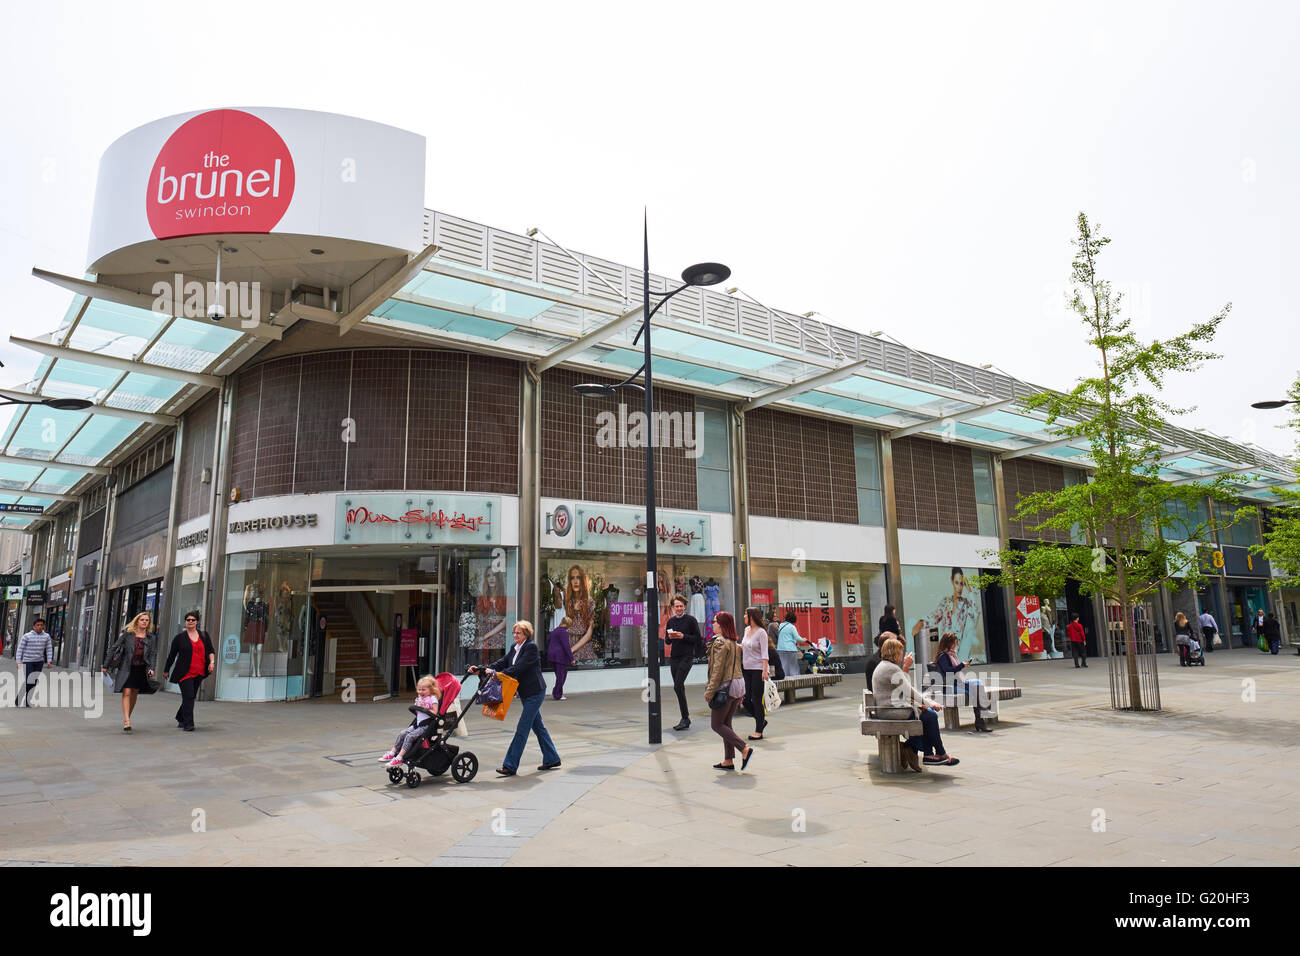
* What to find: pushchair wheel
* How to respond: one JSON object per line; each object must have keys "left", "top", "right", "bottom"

{"left": 406, "top": 771, "right": 421, "bottom": 789}
{"left": 451, "top": 751, "right": 478, "bottom": 783}
{"left": 387, "top": 766, "right": 404, "bottom": 784}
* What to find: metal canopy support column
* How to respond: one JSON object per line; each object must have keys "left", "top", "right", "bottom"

{"left": 730, "top": 405, "right": 750, "bottom": 616}
{"left": 203, "top": 377, "right": 237, "bottom": 701}
{"left": 9, "top": 337, "right": 223, "bottom": 389}
{"left": 879, "top": 434, "right": 905, "bottom": 649}
{"left": 992, "top": 456, "right": 1020, "bottom": 663}
{"left": 519, "top": 365, "right": 542, "bottom": 628}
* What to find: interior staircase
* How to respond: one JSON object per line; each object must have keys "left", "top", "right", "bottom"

{"left": 313, "top": 594, "right": 389, "bottom": 699}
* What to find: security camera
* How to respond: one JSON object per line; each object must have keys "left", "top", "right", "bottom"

{"left": 207, "top": 302, "right": 225, "bottom": 322}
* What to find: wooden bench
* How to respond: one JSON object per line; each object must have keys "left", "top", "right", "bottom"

{"left": 774, "top": 672, "right": 842, "bottom": 704}
{"left": 860, "top": 689, "right": 924, "bottom": 774}
{"left": 920, "top": 672, "right": 1023, "bottom": 730}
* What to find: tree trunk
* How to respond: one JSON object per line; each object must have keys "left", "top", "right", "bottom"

{"left": 1115, "top": 561, "right": 1144, "bottom": 709}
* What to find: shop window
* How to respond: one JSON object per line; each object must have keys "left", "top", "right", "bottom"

{"left": 853, "top": 428, "right": 883, "bottom": 526}
{"left": 694, "top": 400, "right": 730, "bottom": 512}
{"left": 541, "top": 552, "right": 734, "bottom": 669}
{"left": 1222, "top": 509, "right": 1259, "bottom": 548}
{"left": 748, "top": 558, "right": 886, "bottom": 662}
{"left": 1063, "top": 469, "right": 1088, "bottom": 544}
{"left": 971, "top": 451, "right": 997, "bottom": 536}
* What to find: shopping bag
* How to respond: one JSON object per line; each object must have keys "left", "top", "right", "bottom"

{"left": 448, "top": 699, "right": 469, "bottom": 737}
{"left": 763, "top": 678, "right": 782, "bottom": 713}
{"left": 102, "top": 672, "right": 116, "bottom": 692}
{"left": 481, "top": 672, "right": 519, "bottom": 721}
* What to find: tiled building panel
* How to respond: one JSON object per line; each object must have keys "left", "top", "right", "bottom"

{"left": 800, "top": 417, "right": 835, "bottom": 522}
{"left": 253, "top": 356, "right": 302, "bottom": 498}
{"left": 580, "top": 390, "right": 623, "bottom": 504}
{"left": 229, "top": 365, "right": 261, "bottom": 499}
{"left": 177, "top": 392, "right": 218, "bottom": 524}
{"left": 408, "top": 350, "right": 469, "bottom": 492}
{"left": 892, "top": 437, "right": 978, "bottom": 534}
{"left": 771, "top": 411, "right": 808, "bottom": 519}
{"left": 540, "top": 368, "right": 583, "bottom": 499}
{"left": 293, "top": 352, "right": 351, "bottom": 494}
{"left": 890, "top": 437, "right": 918, "bottom": 529}
{"left": 828, "top": 420, "right": 860, "bottom": 524}
{"left": 347, "top": 351, "right": 410, "bottom": 490}
{"left": 743, "top": 410, "right": 777, "bottom": 516}
{"left": 1011, "top": 458, "right": 1073, "bottom": 543}
{"left": 465, "top": 356, "right": 519, "bottom": 494}
{"left": 648, "top": 388, "right": 698, "bottom": 511}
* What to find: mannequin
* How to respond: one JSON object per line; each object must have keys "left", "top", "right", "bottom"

{"left": 704, "top": 577, "right": 721, "bottom": 636}
{"left": 687, "top": 575, "right": 706, "bottom": 623}
{"left": 242, "top": 583, "right": 270, "bottom": 678}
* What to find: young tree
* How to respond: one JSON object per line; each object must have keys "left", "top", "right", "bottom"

{"left": 1255, "top": 375, "right": 1300, "bottom": 589}
{"left": 983, "top": 214, "right": 1250, "bottom": 710}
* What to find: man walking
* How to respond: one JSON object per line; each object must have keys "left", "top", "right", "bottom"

{"left": 1067, "top": 612, "right": 1088, "bottom": 668}
{"left": 1198, "top": 608, "right": 1218, "bottom": 653}
{"left": 15, "top": 618, "right": 52, "bottom": 706}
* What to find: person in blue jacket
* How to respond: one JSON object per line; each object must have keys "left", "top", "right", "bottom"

{"left": 471, "top": 620, "right": 562, "bottom": 777}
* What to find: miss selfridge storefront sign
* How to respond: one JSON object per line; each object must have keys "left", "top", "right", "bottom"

{"left": 87, "top": 108, "right": 425, "bottom": 269}
{"left": 336, "top": 494, "right": 499, "bottom": 545}
{"left": 574, "top": 505, "right": 710, "bottom": 555}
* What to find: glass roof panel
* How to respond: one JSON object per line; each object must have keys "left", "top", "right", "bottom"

{"left": 3, "top": 409, "right": 91, "bottom": 460}
{"left": 954, "top": 423, "right": 1030, "bottom": 445}
{"left": 837, "top": 374, "right": 969, "bottom": 412}
{"left": 58, "top": 417, "right": 140, "bottom": 464}
{"left": 790, "top": 392, "right": 914, "bottom": 422}
{"left": 43, "top": 358, "right": 122, "bottom": 395}
{"left": 402, "top": 272, "right": 555, "bottom": 320}
{"left": 30, "top": 468, "right": 87, "bottom": 492}
{"left": 143, "top": 321, "right": 242, "bottom": 371}
{"left": 105, "top": 373, "right": 185, "bottom": 413}
{"left": 0, "top": 463, "right": 44, "bottom": 488}
{"left": 970, "top": 410, "right": 1074, "bottom": 436}
{"left": 67, "top": 300, "right": 168, "bottom": 358}
{"left": 1039, "top": 445, "right": 1090, "bottom": 459}
{"left": 651, "top": 329, "right": 788, "bottom": 371}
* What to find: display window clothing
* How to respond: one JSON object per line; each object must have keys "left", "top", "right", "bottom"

{"left": 243, "top": 597, "right": 269, "bottom": 646}
{"left": 664, "top": 613, "right": 703, "bottom": 661}
{"left": 704, "top": 581, "right": 721, "bottom": 633}
{"left": 687, "top": 575, "right": 707, "bottom": 623}
{"left": 566, "top": 595, "right": 596, "bottom": 662}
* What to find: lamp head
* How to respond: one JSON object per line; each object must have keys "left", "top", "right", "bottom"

{"left": 1251, "top": 400, "right": 1290, "bottom": 409}
{"left": 573, "top": 383, "right": 615, "bottom": 397}
{"left": 42, "top": 398, "right": 94, "bottom": 411}
{"left": 680, "top": 262, "right": 731, "bottom": 287}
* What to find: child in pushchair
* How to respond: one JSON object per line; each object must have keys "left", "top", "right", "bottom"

{"left": 801, "top": 637, "right": 833, "bottom": 673}
{"left": 381, "top": 672, "right": 483, "bottom": 788}
{"left": 1185, "top": 636, "right": 1205, "bottom": 666}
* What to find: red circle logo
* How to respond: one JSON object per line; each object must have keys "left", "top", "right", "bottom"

{"left": 146, "top": 109, "right": 295, "bottom": 239}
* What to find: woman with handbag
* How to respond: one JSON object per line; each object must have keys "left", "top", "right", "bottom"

{"left": 740, "top": 607, "right": 770, "bottom": 741}
{"left": 102, "top": 612, "right": 158, "bottom": 733}
{"left": 163, "top": 611, "right": 216, "bottom": 732}
{"left": 703, "top": 611, "right": 754, "bottom": 772}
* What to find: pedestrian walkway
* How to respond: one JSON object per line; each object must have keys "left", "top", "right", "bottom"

{"left": 0, "top": 654, "right": 1295, "bottom": 866}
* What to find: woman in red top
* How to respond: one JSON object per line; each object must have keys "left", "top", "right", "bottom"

{"left": 164, "top": 611, "right": 216, "bottom": 732}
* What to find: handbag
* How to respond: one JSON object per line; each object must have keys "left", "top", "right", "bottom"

{"left": 708, "top": 685, "right": 731, "bottom": 709}
{"left": 763, "top": 678, "right": 782, "bottom": 713}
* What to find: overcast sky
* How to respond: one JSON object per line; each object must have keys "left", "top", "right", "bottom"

{"left": 1, "top": 0, "right": 1296, "bottom": 457}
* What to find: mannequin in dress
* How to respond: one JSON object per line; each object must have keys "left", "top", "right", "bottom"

{"left": 242, "top": 583, "right": 270, "bottom": 678}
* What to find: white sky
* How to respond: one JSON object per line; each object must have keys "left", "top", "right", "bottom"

{"left": 1, "top": 0, "right": 1296, "bottom": 457}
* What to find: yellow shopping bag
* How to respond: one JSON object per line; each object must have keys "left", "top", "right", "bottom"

{"left": 481, "top": 672, "right": 519, "bottom": 721}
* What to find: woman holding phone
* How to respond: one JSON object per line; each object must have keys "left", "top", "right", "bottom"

{"left": 664, "top": 594, "right": 703, "bottom": 732}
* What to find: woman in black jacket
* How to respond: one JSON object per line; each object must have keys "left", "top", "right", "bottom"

{"left": 102, "top": 612, "right": 158, "bottom": 733}
{"left": 163, "top": 611, "right": 216, "bottom": 732}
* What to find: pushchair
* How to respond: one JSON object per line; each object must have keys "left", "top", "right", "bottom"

{"left": 385, "top": 671, "right": 486, "bottom": 789}
{"left": 801, "top": 638, "right": 833, "bottom": 673}
{"left": 1185, "top": 637, "right": 1205, "bottom": 666}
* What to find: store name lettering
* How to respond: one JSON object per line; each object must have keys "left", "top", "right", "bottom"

{"left": 230, "top": 514, "right": 319, "bottom": 533}
{"left": 177, "top": 529, "right": 209, "bottom": 549}
{"left": 345, "top": 507, "right": 489, "bottom": 532}
{"left": 585, "top": 515, "right": 700, "bottom": 546}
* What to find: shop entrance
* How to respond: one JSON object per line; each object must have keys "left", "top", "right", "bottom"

{"left": 308, "top": 585, "right": 441, "bottom": 699}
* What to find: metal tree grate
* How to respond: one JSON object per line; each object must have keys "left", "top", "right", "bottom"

{"left": 1103, "top": 601, "right": 1162, "bottom": 711}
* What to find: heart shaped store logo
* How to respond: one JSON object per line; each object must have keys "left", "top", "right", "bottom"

{"left": 146, "top": 109, "right": 295, "bottom": 239}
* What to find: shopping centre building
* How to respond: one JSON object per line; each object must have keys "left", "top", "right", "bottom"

{"left": 2, "top": 107, "right": 1296, "bottom": 701}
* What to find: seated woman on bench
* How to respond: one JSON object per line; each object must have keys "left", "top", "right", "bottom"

{"left": 872, "top": 637, "right": 959, "bottom": 769}
{"left": 933, "top": 632, "right": 992, "bottom": 733}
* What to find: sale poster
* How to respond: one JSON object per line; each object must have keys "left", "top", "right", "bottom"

{"left": 1016, "top": 595, "right": 1043, "bottom": 654}
{"left": 839, "top": 575, "right": 864, "bottom": 645}
{"left": 399, "top": 628, "right": 419, "bottom": 666}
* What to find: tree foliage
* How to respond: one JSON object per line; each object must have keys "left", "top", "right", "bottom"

{"left": 1255, "top": 374, "right": 1300, "bottom": 588}
{"left": 979, "top": 214, "right": 1250, "bottom": 709}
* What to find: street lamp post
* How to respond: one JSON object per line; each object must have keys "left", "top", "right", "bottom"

{"left": 574, "top": 217, "right": 729, "bottom": 745}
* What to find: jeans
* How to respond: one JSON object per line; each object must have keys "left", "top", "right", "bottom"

{"left": 777, "top": 650, "right": 801, "bottom": 679}
{"left": 1071, "top": 642, "right": 1087, "bottom": 667}
{"left": 21, "top": 662, "right": 42, "bottom": 705}
{"left": 905, "top": 709, "right": 946, "bottom": 757}
{"left": 175, "top": 676, "right": 201, "bottom": 729}
{"left": 1270, "top": 640, "right": 1281, "bottom": 655}
{"left": 710, "top": 696, "right": 747, "bottom": 761}
{"left": 669, "top": 656, "right": 693, "bottom": 721}
{"left": 503, "top": 692, "right": 560, "bottom": 771}
{"left": 552, "top": 663, "right": 568, "bottom": 699}
{"left": 742, "top": 668, "right": 766, "bottom": 735}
